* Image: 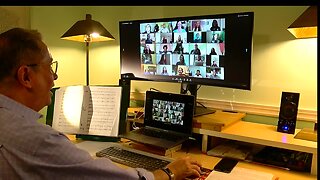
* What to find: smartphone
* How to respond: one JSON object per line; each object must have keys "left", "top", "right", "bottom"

{"left": 214, "top": 158, "right": 238, "bottom": 173}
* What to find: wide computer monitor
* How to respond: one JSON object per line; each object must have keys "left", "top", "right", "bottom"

{"left": 119, "top": 11, "right": 254, "bottom": 115}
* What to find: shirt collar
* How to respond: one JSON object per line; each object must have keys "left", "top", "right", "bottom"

{"left": 0, "top": 94, "right": 43, "bottom": 120}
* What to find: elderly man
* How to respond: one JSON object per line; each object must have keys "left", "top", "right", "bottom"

{"left": 0, "top": 28, "right": 202, "bottom": 180}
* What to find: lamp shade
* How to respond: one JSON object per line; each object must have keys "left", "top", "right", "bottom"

{"left": 288, "top": 6, "right": 317, "bottom": 39}
{"left": 61, "top": 14, "right": 115, "bottom": 42}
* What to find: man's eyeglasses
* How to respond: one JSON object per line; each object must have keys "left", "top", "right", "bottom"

{"left": 50, "top": 61, "right": 58, "bottom": 75}
{"left": 27, "top": 61, "right": 58, "bottom": 75}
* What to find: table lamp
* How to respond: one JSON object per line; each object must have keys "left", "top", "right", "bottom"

{"left": 287, "top": 6, "right": 317, "bottom": 39}
{"left": 61, "top": 14, "right": 115, "bottom": 85}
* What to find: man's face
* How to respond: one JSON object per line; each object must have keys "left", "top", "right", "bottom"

{"left": 30, "top": 45, "right": 57, "bottom": 111}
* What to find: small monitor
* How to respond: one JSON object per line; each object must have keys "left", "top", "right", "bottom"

{"left": 144, "top": 90, "right": 195, "bottom": 135}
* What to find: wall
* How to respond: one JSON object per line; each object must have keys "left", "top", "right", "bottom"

{"left": 0, "top": 6, "right": 30, "bottom": 32}
{"left": 13, "top": 6, "right": 318, "bottom": 126}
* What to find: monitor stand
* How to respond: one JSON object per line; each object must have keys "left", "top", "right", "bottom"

{"left": 180, "top": 82, "right": 216, "bottom": 117}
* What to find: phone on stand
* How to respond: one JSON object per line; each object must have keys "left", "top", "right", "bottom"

{"left": 214, "top": 158, "right": 238, "bottom": 173}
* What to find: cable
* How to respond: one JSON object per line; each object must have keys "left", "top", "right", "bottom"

{"left": 132, "top": 107, "right": 144, "bottom": 130}
{"left": 131, "top": 87, "right": 159, "bottom": 130}
{"left": 149, "top": 88, "right": 161, "bottom": 92}
{"left": 196, "top": 85, "right": 202, "bottom": 91}
{"left": 132, "top": 122, "right": 138, "bottom": 130}
{"left": 196, "top": 101, "right": 207, "bottom": 108}
{"left": 190, "top": 84, "right": 207, "bottom": 109}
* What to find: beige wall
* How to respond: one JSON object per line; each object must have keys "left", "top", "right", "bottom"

{"left": 0, "top": 6, "right": 30, "bottom": 32}
{"left": 30, "top": 6, "right": 316, "bottom": 110}
{"left": 1, "top": 6, "right": 317, "bottom": 125}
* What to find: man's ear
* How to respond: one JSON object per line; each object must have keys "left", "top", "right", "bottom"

{"left": 16, "top": 66, "right": 33, "bottom": 88}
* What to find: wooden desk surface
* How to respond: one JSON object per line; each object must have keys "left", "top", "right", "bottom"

{"left": 72, "top": 137, "right": 317, "bottom": 180}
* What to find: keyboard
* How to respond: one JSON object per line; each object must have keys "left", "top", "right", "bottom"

{"left": 96, "top": 146, "right": 171, "bottom": 171}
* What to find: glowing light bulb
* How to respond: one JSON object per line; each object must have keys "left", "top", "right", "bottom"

{"left": 91, "top": 33, "right": 100, "bottom": 38}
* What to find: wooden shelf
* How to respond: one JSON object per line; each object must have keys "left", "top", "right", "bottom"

{"left": 193, "top": 120, "right": 317, "bottom": 175}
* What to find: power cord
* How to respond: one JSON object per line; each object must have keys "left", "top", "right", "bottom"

{"left": 193, "top": 85, "right": 208, "bottom": 109}
{"left": 132, "top": 107, "right": 144, "bottom": 130}
{"left": 197, "top": 101, "right": 207, "bottom": 109}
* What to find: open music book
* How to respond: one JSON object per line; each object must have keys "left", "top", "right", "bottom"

{"left": 52, "top": 85, "right": 122, "bottom": 137}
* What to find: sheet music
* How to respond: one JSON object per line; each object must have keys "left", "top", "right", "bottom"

{"left": 84, "top": 86, "right": 121, "bottom": 136}
{"left": 52, "top": 85, "right": 122, "bottom": 137}
{"left": 52, "top": 86, "right": 84, "bottom": 134}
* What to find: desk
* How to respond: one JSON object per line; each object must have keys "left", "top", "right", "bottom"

{"left": 74, "top": 139, "right": 317, "bottom": 180}
{"left": 193, "top": 121, "right": 318, "bottom": 175}
{"left": 126, "top": 112, "right": 317, "bottom": 175}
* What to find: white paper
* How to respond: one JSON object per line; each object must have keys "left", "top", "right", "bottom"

{"left": 52, "top": 85, "right": 122, "bottom": 137}
{"left": 86, "top": 86, "right": 121, "bottom": 136}
{"left": 206, "top": 167, "right": 274, "bottom": 180}
{"left": 52, "top": 85, "right": 84, "bottom": 134}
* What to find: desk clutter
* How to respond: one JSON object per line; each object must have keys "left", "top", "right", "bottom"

{"left": 251, "top": 146, "right": 312, "bottom": 172}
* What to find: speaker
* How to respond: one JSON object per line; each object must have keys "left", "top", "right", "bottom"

{"left": 277, "top": 92, "right": 300, "bottom": 134}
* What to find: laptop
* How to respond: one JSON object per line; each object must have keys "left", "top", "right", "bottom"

{"left": 120, "top": 90, "right": 195, "bottom": 149}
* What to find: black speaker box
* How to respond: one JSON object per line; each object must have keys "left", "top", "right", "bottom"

{"left": 277, "top": 92, "right": 300, "bottom": 134}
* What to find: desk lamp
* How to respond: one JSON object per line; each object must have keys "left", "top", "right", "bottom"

{"left": 287, "top": 6, "right": 317, "bottom": 39}
{"left": 61, "top": 14, "right": 115, "bottom": 85}
{"left": 287, "top": 6, "right": 317, "bottom": 141}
